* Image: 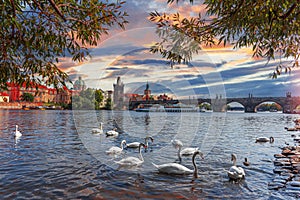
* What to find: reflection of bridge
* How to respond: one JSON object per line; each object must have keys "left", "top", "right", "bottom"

{"left": 197, "top": 93, "right": 300, "bottom": 113}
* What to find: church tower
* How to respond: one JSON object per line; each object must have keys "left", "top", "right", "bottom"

{"left": 113, "top": 77, "right": 124, "bottom": 110}
{"left": 144, "top": 82, "right": 151, "bottom": 101}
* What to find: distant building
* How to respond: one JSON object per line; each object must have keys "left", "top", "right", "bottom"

{"left": 144, "top": 82, "right": 151, "bottom": 101}
{"left": 4, "top": 82, "right": 72, "bottom": 104}
{"left": 113, "top": 77, "right": 124, "bottom": 110}
{"left": 73, "top": 76, "right": 86, "bottom": 91}
{"left": 99, "top": 90, "right": 113, "bottom": 108}
{"left": 0, "top": 92, "right": 9, "bottom": 102}
{"left": 128, "top": 82, "right": 173, "bottom": 102}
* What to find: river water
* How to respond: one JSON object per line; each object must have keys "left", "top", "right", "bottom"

{"left": 0, "top": 110, "right": 299, "bottom": 199}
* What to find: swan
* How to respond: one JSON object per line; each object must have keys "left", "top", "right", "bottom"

{"left": 255, "top": 136, "right": 274, "bottom": 143}
{"left": 243, "top": 158, "right": 250, "bottom": 166}
{"left": 115, "top": 143, "right": 146, "bottom": 166}
{"left": 91, "top": 122, "right": 103, "bottom": 134}
{"left": 106, "top": 128, "right": 119, "bottom": 137}
{"left": 172, "top": 140, "right": 199, "bottom": 162}
{"left": 225, "top": 154, "right": 245, "bottom": 180}
{"left": 126, "top": 136, "right": 154, "bottom": 148}
{"left": 179, "top": 146, "right": 199, "bottom": 156}
{"left": 171, "top": 139, "right": 183, "bottom": 148}
{"left": 106, "top": 140, "right": 126, "bottom": 154}
{"left": 14, "top": 125, "right": 22, "bottom": 138}
{"left": 152, "top": 150, "right": 204, "bottom": 177}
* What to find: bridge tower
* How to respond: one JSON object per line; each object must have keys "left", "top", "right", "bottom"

{"left": 211, "top": 94, "right": 226, "bottom": 112}
{"left": 244, "top": 93, "right": 256, "bottom": 113}
{"left": 283, "top": 92, "right": 292, "bottom": 113}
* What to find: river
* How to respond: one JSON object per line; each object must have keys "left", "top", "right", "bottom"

{"left": 0, "top": 110, "right": 299, "bottom": 199}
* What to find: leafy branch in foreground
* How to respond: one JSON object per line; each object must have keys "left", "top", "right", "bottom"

{"left": 149, "top": 0, "right": 300, "bottom": 77}
{"left": 0, "top": 0, "right": 128, "bottom": 89}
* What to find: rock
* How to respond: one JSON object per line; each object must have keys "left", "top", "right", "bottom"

{"left": 273, "top": 168, "right": 291, "bottom": 174}
{"left": 274, "top": 154, "right": 286, "bottom": 158}
{"left": 273, "top": 157, "right": 291, "bottom": 166}
{"left": 288, "top": 181, "right": 300, "bottom": 187}
{"left": 268, "top": 182, "right": 285, "bottom": 190}
{"left": 282, "top": 149, "right": 293, "bottom": 155}
{"left": 273, "top": 178, "right": 287, "bottom": 184}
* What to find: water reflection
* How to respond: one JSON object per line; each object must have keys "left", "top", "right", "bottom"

{"left": 0, "top": 110, "right": 299, "bottom": 199}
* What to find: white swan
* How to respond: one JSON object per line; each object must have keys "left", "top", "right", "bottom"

{"left": 126, "top": 136, "right": 154, "bottom": 148}
{"left": 14, "top": 125, "right": 22, "bottom": 138}
{"left": 255, "top": 136, "right": 274, "bottom": 143}
{"left": 171, "top": 139, "right": 183, "bottom": 148}
{"left": 179, "top": 146, "right": 199, "bottom": 156}
{"left": 115, "top": 143, "right": 146, "bottom": 166}
{"left": 91, "top": 122, "right": 103, "bottom": 134}
{"left": 106, "top": 140, "right": 126, "bottom": 154}
{"left": 106, "top": 128, "right": 119, "bottom": 137}
{"left": 225, "top": 154, "right": 245, "bottom": 180}
{"left": 152, "top": 150, "right": 204, "bottom": 177}
{"left": 172, "top": 139, "right": 199, "bottom": 162}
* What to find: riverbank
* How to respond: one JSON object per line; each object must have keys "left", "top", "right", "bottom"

{"left": 0, "top": 102, "right": 63, "bottom": 110}
{"left": 268, "top": 125, "right": 300, "bottom": 195}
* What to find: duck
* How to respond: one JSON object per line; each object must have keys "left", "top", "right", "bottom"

{"left": 106, "top": 140, "right": 126, "bottom": 155}
{"left": 255, "top": 136, "right": 274, "bottom": 143}
{"left": 152, "top": 150, "right": 204, "bottom": 177}
{"left": 243, "top": 158, "right": 250, "bottom": 166}
{"left": 14, "top": 125, "right": 22, "bottom": 138}
{"left": 91, "top": 122, "right": 103, "bottom": 134}
{"left": 106, "top": 128, "right": 119, "bottom": 137}
{"left": 225, "top": 154, "right": 245, "bottom": 180}
{"left": 115, "top": 143, "right": 146, "bottom": 166}
{"left": 126, "top": 136, "right": 154, "bottom": 148}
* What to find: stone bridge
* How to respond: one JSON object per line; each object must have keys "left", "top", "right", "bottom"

{"left": 197, "top": 93, "right": 300, "bottom": 113}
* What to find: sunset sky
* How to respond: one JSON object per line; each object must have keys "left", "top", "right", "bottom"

{"left": 62, "top": 1, "right": 300, "bottom": 99}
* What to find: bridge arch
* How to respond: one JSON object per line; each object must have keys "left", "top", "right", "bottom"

{"left": 254, "top": 100, "right": 283, "bottom": 112}
{"left": 225, "top": 102, "right": 245, "bottom": 112}
{"left": 199, "top": 102, "right": 212, "bottom": 111}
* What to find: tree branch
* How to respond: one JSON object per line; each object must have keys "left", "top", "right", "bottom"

{"left": 278, "top": 3, "right": 297, "bottom": 19}
{"left": 48, "top": 0, "right": 66, "bottom": 21}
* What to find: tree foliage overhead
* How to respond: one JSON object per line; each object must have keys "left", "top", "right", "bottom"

{"left": 1, "top": 0, "right": 128, "bottom": 89}
{"left": 149, "top": 0, "right": 300, "bottom": 76}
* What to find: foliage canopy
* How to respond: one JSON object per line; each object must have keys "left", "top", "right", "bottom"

{"left": 149, "top": 0, "right": 300, "bottom": 77}
{"left": 1, "top": 0, "right": 128, "bottom": 89}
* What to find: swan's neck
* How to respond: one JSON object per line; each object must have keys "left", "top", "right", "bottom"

{"left": 177, "top": 146, "right": 182, "bottom": 163}
{"left": 233, "top": 158, "right": 237, "bottom": 166}
{"left": 120, "top": 142, "right": 125, "bottom": 150}
{"left": 16, "top": 126, "right": 18, "bottom": 132}
{"left": 138, "top": 145, "right": 144, "bottom": 161}
{"left": 100, "top": 124, "right": 103, "bottom": 130}
{"left": 192, "top": 153, "right": 198, "bottom": 178}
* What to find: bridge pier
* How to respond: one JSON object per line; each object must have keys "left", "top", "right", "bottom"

{"left": 211, "top": 96, "right": 226, "bottom": 112}
{"left": 244, "top": 105, "right": 256, "bottom": 113}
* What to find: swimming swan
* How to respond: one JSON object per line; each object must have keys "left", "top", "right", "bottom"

{"left": 115, "top": 143, "right": 146, "bottom": 166}
{"left": 225, "top": 154, "right": 245, "bottom": 180}
{"left": 106, "top": 140, "right": 126, "bottom": 154}
{"left": 171, "top": 139, "right": 199, "bottom": 162}
{"left": 171, "top": 139, "right": 183, "bottom": 148}
{"left": 255, "top": 136, "right": 274, "bottom": 143}
{"left": 106, "top": 128, "right": 119, "bottom": 137}
{"left": 126, "top": 136, "right": 154, "bottom": 148}
{"left": 152, "top": 150, "right": 204, "bottom": 177}
{"left": 91, "top": 122, "right": 103, "bottom": 134}
{"left": 14, "top": 125, "right": 22, "bottom": 138}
